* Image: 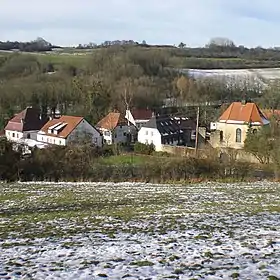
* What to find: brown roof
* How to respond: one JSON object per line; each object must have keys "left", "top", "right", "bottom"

{"left": 5, "top": 107, "right": 48, "bottom": 132}
{"left": 39, "top": 115, "right": 84, "bottom": 139}
{"left": 219, "top": 102, "right": 268, "bottom": 124}
{"left": 96, "top": 112, "right": 127, "bottom": 130}
{"left": 131, "top": 108, "right": 153, "bottom": 120}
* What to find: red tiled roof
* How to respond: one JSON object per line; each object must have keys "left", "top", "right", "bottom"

{"left": 39, "top": 115, "right": 84, "bottom": 138}
{"left": 219, "top": 102, "right": 268, "bottom": 124}
{"left": 131, "top": 108, "right": 153, "bottom": 120}
{"left": 5, "top": 107, "right": 48, "bottom": 132}
{"left": 96, "top": 112, "right": 127, "bottom": 130}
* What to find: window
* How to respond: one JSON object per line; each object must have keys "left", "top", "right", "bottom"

{"left": 94, "top": 137, "right": 98, "bottom": 143}
{"left": 27, "top": 133, "right": 30, "bottom": 139}
{"left": 145, "top": 130, "right": 148, "bottom": 135}
{"left": 219, "top": 131, "right": 223, "bottom": 142}
{"left": 59, "top": 140, "right": 62, "bottom": 145}
{"left": 12, "top": 133, "right": 15, "bottom": 138}
{"left": 151, "top": 131, "right": 153, "bottom": 136}
{"left": 253, "top": 129, "right": 257, "bottom": 134}
{"left": 123, "top": 132, "right": 127, "bottom": 136}
{"left": 236, "top": 128, "right": 242, "bottom": 143}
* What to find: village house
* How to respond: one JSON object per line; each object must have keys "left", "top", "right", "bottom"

{"left": 5, "top": 107, "right": 48, "bottom": 143}
{"left": 137, "top": 114, "right": 196, "bottom": 151}
{"left": 210, "top": 101, "right": 269, "bottom": 149}
{"left": 37, "top": 115, "right": 103, "bottom": 147}
{"left": 125, "top": 108, "right": 153, "bottom": 130}
{"left": 96, "top": 111, "right": 137, "bottom": 145}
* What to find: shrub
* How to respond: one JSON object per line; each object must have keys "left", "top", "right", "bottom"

{"left": 134, "top": 142, "right": 155, "bottom": 155}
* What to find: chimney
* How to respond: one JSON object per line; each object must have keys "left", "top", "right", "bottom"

{"left": 241, "top": 99, "right": 247, "bottom": 105}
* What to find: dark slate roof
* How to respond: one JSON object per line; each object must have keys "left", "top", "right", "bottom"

{"left": 5, "top": 107, "right": 49, "bottom": 132}
{"left": 131, "top": 108, "right": 153, "bottom": 120}
{"left": 143, "top": 115, "right": 196, "bottom": 136}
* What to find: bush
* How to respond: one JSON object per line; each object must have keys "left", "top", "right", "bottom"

{"left": 152, "top": 151, "right": 170, "bottom": 157}
{"left": 134, "top": 142, "right": 155, "bottom": 155}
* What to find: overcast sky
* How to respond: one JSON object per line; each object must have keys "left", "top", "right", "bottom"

{"left": 1, "top": 0, "right": 279, "bottom": 47}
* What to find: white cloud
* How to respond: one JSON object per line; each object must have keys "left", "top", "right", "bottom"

{"left": 0, "top": 0, "right": 280, "bottom": 47}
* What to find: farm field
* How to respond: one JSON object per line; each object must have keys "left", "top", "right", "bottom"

{"left": 0, "top": 181, "right": 280, "bottom": 279}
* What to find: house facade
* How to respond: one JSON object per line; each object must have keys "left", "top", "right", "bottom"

{"left": 5, "top": 107, "right": 48, "bottom": 142}
{"left": 138, "top": 115, "right": 196, "bottom": 151}
{"left": 37, "top": 116, "right": 103, "bottom": 147}
{"left": 97, "top": 112, "right": 136, "bottom": 145}
{"left": 210, "top": 102, "right": 269, "bottom": 149}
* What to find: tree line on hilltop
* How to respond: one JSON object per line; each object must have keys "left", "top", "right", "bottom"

{"left": 2, "top": 36, "right": 280, "bottom": 64}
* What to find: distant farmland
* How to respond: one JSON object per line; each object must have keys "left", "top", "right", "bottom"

{"left": 178, "top": 68, "right": 280, "bottom": 89}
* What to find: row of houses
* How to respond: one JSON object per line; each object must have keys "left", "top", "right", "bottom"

{"left": 2, "top": 101, "right": 273, "bottom": 154}
{"left": 2, "top": 106, "right": 199, "bottom": 152}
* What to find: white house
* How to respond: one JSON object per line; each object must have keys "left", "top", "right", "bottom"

{"left": 96, "top": 111, "right": 136, "bottom": 144}
{"left": 5, "top": 107, "right": 48, "bottom": 143}
{"left": 37, "top": 115, "right": 103, "bottom": 147}
{"left": 138, "top": 114, "right": 196, "bottom": 151}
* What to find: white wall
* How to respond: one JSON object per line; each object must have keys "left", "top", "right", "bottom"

{"left": 5, "top": 130, "right": 23, "bottom": 142}
{"left": 6, "top": 130, "right": 42, "bottom": 143}
{"left": 37, "top": 133, "right": 66, "bottom": 146}
{"left": 67, "top": 119, "right": 103, "bottom": 147}
{"left": 138, "top": 127, "right": 162, "bottom": 151}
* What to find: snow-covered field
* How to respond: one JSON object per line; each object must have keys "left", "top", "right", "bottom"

{"left": 0, "top": 182, "right": 280, "bottom": 279}
{"left": 178, "top": 68, "right": 280, "bottom": 90}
